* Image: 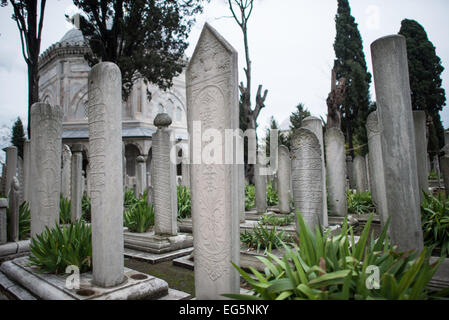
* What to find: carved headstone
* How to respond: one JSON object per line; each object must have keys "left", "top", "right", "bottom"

{"left": 30, "top": 103, "right": 62, "bottom": 238}
{"left": 413, "top": 111, "right": 429, "bottom": 199}
{"left": 325, "top": 128, "right": 347, "bottom": 217}
{"left": 346, "top": 156, "right": 355, "bottom": 189}
{"left": 254, "top": 152, "right": 267, "bottom": 214}
{"left": 8, "top": 177, "right": 20, "bottom": 242}
{"left": 278, "top": 145, "right": 291, "bottom": 214}
{"left": 371, "top": 35, "right": 424, "bottom": 252}
{"left": 136, "top": 156, "right": 147, "bottom": 198}
{"left": 440, "top": 156, "right": 449, "bottom": 197}
{"left": 186, "top": 23, "right": 240, "bottom": 299}
{"left": 5, "top": 146, "right": 18, "bottom": 197}
{"left": 353, "top": 155, "right": 368, "bottom": 193}
{"left": 0, "top": 198, "right": 7, "bottom": 244}
{"left": 17, "top": 156, "right": 24, "bottom": 204}
{"left": 88, "top": 62, "right": 124, "bottom": 287}
{"left": 291, "top": 128, "right": 323, "bottom": 230}
{"left": 23, "top": 140, "right": 31, "bottom": 203}
{"left": 70, "top": 144, "right": 83, "bottom": 222}
{"left": 151, "top": 113, "right": 178, "bottom": 236}
{"left": 61, "top": 145, "right": 72, "bottom": 199}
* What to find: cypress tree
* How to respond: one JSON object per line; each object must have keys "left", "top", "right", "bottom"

{"left": 11, "top": 117, "right": 26, "bottom": 159}
{"left": 333, "top": 0, "right": 372, "bottom": 156}
{"left": 398, "top": 19, "right": 446, "bottom": 156}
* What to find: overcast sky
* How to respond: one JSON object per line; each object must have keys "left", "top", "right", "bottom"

{"left": 1, "top": 0, "right": 448, "bottom": 160}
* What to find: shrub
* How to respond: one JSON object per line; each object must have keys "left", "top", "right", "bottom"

{"left": 82, "top": 194, "right": 91, "bottom": 223}
{"left": 259, "top": 214, "right": 294, "bottom": 227}
{"left": 177, "top": 186, "right": 191, "bottom": 219}
{"left": 59, "top": 194, "right": 71, "bottom": 224}
{"left": 29, "top": 220, "right": 92, "bottom": 274}
{"left": 266, "top": 180, "right": 278, "bottom": 206}
{"left": 421, "top": 192, "right": 449, "bottom": 256}
{"left": 241, "top": 223, "right": 294, "bottom": 253}
{"left": 245, "top": 184, "right": 255, "bottom": 211}
{"left": 227, "top": 212, "right": 448, "bottom": 300}
{"left": 124, "top": 189, "right": 139, "bottom": 211}
{"left": 347, "top": 190, "right": 375, "bottom": 215}
{"left": 124, "top": 197, "right": 154, "bottom": 233}
{"left": 428, "top": 170, "right": 438, "bottom": 180}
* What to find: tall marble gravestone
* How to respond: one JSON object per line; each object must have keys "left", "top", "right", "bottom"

{"left": 371, "top": 35, "right": 424, "bottom": 252}
{"left": 5, "top": 146, "right": 18, "bottom": 197}
{"left": 0, "top": 198, "right": 7, "bottom": 245}
{"left": 440, "top": 156, "right": 449, "bottom": 197}
{"left": 413, "top": 110, "right": 429, "bottom": 198}
{"left": 353, "top": 155, "right": 368, "bottom": 193}
{"left": 30, "top": 103, "right": 62, "bottom": 238}
{"left": 70, "top": 144, "right": 83, "bottom": 222}
{"left": 88, "top": 62, "right": 125, "bottom": 287}
{"left": 346, "top": 156, "right": 355, "bottom": 189}
{"left": 23, "top": 140, "right": 31, "bottom": 203}
{"left": 186, "top": 23, "right": 240, "bottom": 299}
{"left": 278, "top": 145, "right": 291, "bottom": 214}
{"left": 237, "top": 133, "right": 246, "bottom": 222}
{"left": 291, "top": 128, "right": 323, "bottom": 231}
{"left": 61, "top": 145, "right": 72, "bottom": 199}
{"left": 136, "top": 155, "right": 147, "bottom": 198}
{"left": 8, "top": 177, "right": 20, "bottom": 242}
{"left": 254, "top": 152, "right": 268, "bottom": 214}
{"left": 152, "top": 113, "right": 178, "bottom": 236}
{"left": 366, "top": 111, "right": 388, "bottom": 226}
{"left": 325, "top": 128, "right": 347, "bottom": 217}
{"left": 302, "top": 116, "right": 328, "bottom": 226}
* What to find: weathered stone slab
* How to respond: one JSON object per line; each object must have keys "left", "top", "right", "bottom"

{"left": 88, "top": 62, "right": 124, "bottom": 287}
{"left": 8, "top": 177, "right": 20, "bottom": 242}
{"left": 124, "top": 247, "right": 193, "bottom": 265}
{"left": 325, "top": 128, "right": 347, "bottom": 217}
{"left": 70, "top": 144, "right": 83, "bottom": 222}
{"left": 124, "top": 231, "right": 193, "bottom": 254}
{"left": 186, "top": 23, "right": 240, "bottom": 299}
{"left": 346, "top": 156, "right": 355, "bottom": 189}
{"left": 61, "top": 145, "right": 72, "bottom": 199}
{"left": 440, "top": 156, "right": 449, "bottom": 197}
{"left": 136, "top": 156, "right": 146, "bottom": 198}
{"left": 0, "top": 198, "right": 7, "bottom": 245}
{"left": 5, "top": 147, "right": 17, "bottom": 197}
{"left": 277, "top": 145, "right": 291, "bottom": 214}
{"left": 23, "top": 140, "right": 30, "bottom": 203}
{"left": 413, "top": 110, "right": 429, "bottom": 198}
{"left": 30, "top": 103, "right": 62, "bottom": 238}
{"left": 353, "top": 155, "right": 368, "bottom": 193}
{"left": 291, "top": 128, "right": 323, "bottom": 230}
{"left": 371, "top": 34, "right": 424, "bottom": 252}
{"left": 254, "top": 153, "right": 267, "bottom": 214}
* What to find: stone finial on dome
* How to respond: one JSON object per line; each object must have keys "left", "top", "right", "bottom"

{"left": 154, "top": 113, "right": 172, "bottom": 129}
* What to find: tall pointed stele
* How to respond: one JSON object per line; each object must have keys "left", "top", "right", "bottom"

{"left": 88, "top": 62, "right": 125, "bottom": 287}
{"left": 186, "top": 23, "right": 240, "bottom": 300}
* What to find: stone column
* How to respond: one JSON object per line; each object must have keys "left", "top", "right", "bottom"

{"left": 5, "top": 146, "right": 18, "bottom": 197}
{"left": 325, "top": 128, "right": 347, "bottom": 217}
{"left": 371, "top": 35, "right": 424, "bottom": 252}
{"left": 302, "top": 116, "right": 328, "bottom": 226}
{"left": 30, "top": 103, "right": 62, "bottom": 238}
{"left": 23, "top": 140, "right": 31, "bottom": 203}
{"left": 0, "top": 198, "right": 7, "bottom": 244}
{"left": 413, "top": 110, "right": 429, "bottom": 199}
{"left": 186, "top": 23, "right": 240, "bottom": 299}
{"left": 61, "top": 145, "right": 72, "bottom": 199}
{"left": 8, "top": 177, "right": 20, "bottom": 242}
{"left": 136, "top": 156, "right": 147, "bottom": 198}
{"left": 346, "top": 156, "right": 355, "bottom": 189}
{"left": 353, "top": 155, "right": 368, "bottom": 193}
{"left": 70, "top": 144, "right": 83, "bottom": 222}
{"left": 151, "top": 114, "right": 178, "bottom": 236}
{"left": 17, "top": 157, "right": 24, "bottom": 204}
{"left": 254, "top": 153, "right": 267, "bottom": 214}
{"left": 291, "top": 128, "right": 323, "bottom": 230}
{"left": 440, "top": 156, "right": 449, "bottom": 197}
{"left": 278, "top": 145, "right": 291, "bottom": 214}
{"left": 366, "top": 111, "right": 389, "bottom": 226}
{"left": 88, "top": 62, "right": 124, "bottom": 287}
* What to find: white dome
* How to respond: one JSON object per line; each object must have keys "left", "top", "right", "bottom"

{"left": 60, "top": 28, "right": 85, "bottom": 44}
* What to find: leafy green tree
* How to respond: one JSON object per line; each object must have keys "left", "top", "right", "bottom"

{"left": 72, "top": 0, "right": 208, "bottom": 100}
{"left": 11, "top": 117, "right": 26, "bottom": 159}
{"left": 398, "top": 19, "right": 446, "bottom": 155}
{"left": 333, "top": 0, "right": 372, "bottom": 156}
{"left": 285, "top": 103, "right": 311, "bottom": 149}
{"left": 1, "top": 0, "right": 47, "bottom": 138}
{"left": 264, "top": 116, "right": 288, "bottom": 157}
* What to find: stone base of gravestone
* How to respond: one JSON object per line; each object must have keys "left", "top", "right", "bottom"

{"left": 124, "top": 247, "right": 193, "bottom": 265}
{"left": 0, "top": 256, "right": 170, "bottom": 300}
{"left": 123, "top": 230, "right": 193, "bottom": 254}
{"left": 0, "top": 240, "right": 30, "bottom": 259}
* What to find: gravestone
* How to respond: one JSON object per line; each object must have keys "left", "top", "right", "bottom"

{"left": 365, "top": 154, "right": 371, "bottom": 192}
{"left": 5, "top": 146, "right": 18, "bottom": 197}
{"left": 136, "top": 156, "right": 147, "bottom": 198}
{"left": 61, "top": 145, "right": 72, "bottom": 199}
{"left": 186, "top": 23, "right": 240, "bottom": 299}
{"left": 151, "top": 113, "right": 178, "bottom": 236}
{"left": 302, "top": 116, "right": 328, "bottom": 226}
{"left": 254, "top": 153, "right": 267, "bottom": 214}
{"left": 8, "top": 177, "right": 20, "bottom": 242}
{"left": 70, "top": 144, "right": 83, "bottom": 222}
{"left": 278, "top": 145, "right": 291, "bottom": 214}
{"left": 146, "top": 185, "right": 154, "bottom": 206}
{"left": 237, "top": 134, "right": 245, "bottom": 222}
{"left": 371, "top": 35, "right": 424, "bottom": 252}
{"left": 0, "top": 164, "right": 6, "bottom": 196}
{"left": 413, "top": 110, "right": 429, "bottom": 198}
{"left": 0, "top": 198, "right": 7, "bottom": 244}
{"left": 17, "top": 156, "right": 24, "bottom": 204}
{"left": 30, "top": 103, "right": 62, "bottom": 238}
{"left": 122, "top": 143, "right": 126, "bottom": 187}
{"left": 23, "top": 140, "right": 30, "bottom": 203}
{"left": 440, "top": 156, "right": 449, "bottom": 197}
{"left": 88, "top": 62, "right": 124, "bottom": 287}
{"left": 353, "top": 155, "right": 368, "bottom": 193}
{"left": 291, "top": 128, "right": 323, "bottom": 230}
{"left": 366, "top": 111, "right": 388, "bottom": 226}
{"left": 181, "top": 143, "right": 191, "bottom": 188}
{"left": 325, "top": 128, "right": 347, "bottom": 217}
{"left": 346, "top": 156, "right": 355, "bottom": 189}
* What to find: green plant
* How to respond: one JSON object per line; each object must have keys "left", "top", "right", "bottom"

{"left": 428, "top": 171, "right": 438, "bottom": 180}
{"left": 59, "top": 194, "right": 71, "bottom": 224}
{"left": 124, "top": 199, "right": 155, "bottom": 233}
{"left": 226, "top": 212, "right": 448, "bottom": 300}
{"left": 177, "top": 186, "right": 191, "bottom": 219}
{"left": 347, "top": 190, "right": 375, "bottom": 215}
{"left": 124, "top": 189, "right": 139, "bottom": 211}
{"left": 266, "top": 180, "right": 278, "bottom": 206}
{"left": 241, "top": 223, "right": 294, "bottom": 253}
{"left": 82, "top": 194, "right": 91, "bottom": 223}
{"left": 6, "top": 201, "right": 31, "bottom": 240}
{"left": 421, "top": 192, "right": 449, "bottom": 256}
{"left": 259, "top": 214, "right": 294, "bottom": 227}
{"left": 29, "top": 220, "right": 92, "bottom": 274}
{"left": 245, "top": 184, "right": 255, "bottom": 211}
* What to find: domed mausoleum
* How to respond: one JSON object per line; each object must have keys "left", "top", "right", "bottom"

{"left": 38, "top": 29, "right": 189, "bottom": 189}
